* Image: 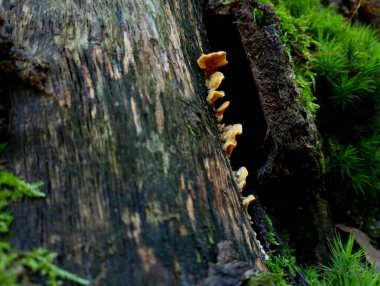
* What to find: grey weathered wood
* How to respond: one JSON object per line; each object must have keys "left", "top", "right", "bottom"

{"left": 0, "top": 0, "right": 268, "bottom": 285}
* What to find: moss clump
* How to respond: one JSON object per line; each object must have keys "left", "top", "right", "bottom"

{"left": 310, "top": 15, "right": 380, "bottom": 203}
{"left": 259, "top": 0, "right": 320, "bottom": 117}
{"left": 257, "top": 0, "right": 380, "bottom": 283}
{"left": 264, "top": 213, "right": 280, "bottom": 247}
{"left": 305, "top": 235, "right": 380, "bottom": 286}
{"left": 261, "top": 0, "right": 380, "bottom": 238}
{"left": 243, "top": 272, "right": 281, "bottom": 286}
{"left": 262, "top": 212, "right": 300, "bottom": 286}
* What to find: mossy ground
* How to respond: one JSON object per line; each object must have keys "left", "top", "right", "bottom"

{"left": 258, "top": 0, "right": 380, "bottom": 284}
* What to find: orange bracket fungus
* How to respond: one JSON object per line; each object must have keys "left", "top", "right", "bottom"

{"left": 221, "top": 124, "right": 243, "bottom": 156}
{"left": 207, "top": 90, "right": 225, "bottom": 106}
{"left": 206, "top": 71, "right": 225, "bottom": 92}
{"left": 235, "top": 167, "right": 249, "bottom": 190}
{"left": 197, "top": 51, "right": 228, "bottom": 76}
{"left": 215, "top": 101, "right": 230, "bottom": 123}
{"left": 197, "top": 52, "right": 263, "bottom": 255}
{"left": 242, "top": 195, "right": 256, "bottom": 212}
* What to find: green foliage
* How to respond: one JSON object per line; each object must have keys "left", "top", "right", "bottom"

{"left": 259, "top": 0, "right": 319, "bottom": 117}
{"left": 262, "top": 212, "right": 301, "bottom": 285}
{"left": 0, "top": 171, "right": 45, "bottom": 208}
{"left": 311, "top": 10, "right": 380, "bottom": 199}
{"left": 0, "top": 164, "right": 89, "bottom": 286}
{"left": 266, "top": 253, "right": 299, "bottom": 285}
{"left": 306, "top": 235, "right": 380, "bottom": 286}
{"left": 21, "top": 249, "right": 90, "bottom": 286}
{"left": 280, "top": 0, "right": 321, "bottom": 17}
{"left": 268, "top": 0, "right": 380, "bottom": 205}
{"left": 184, "top": 117, "right": 197, "bottom": 137}
{"left": 264, "top": 229, "right": 299, "bottom": 286}
{"left": 263, "top": 213, "right": 279, "bottom": 246}
{"left": 327, "top": 138, "right": 380, "bottom": 195}
{"left": 243, "top": 272, "right": 281, "bottom": 286}
{"left": 252, "top": 8, "right": 271, "bottom": 27}
{"left": 265, "top": 256, "right": 290, "bottom": 286}
{"left": 0, "top": 245, "right": 90, "bottom": 286}
{"left": 0, "top": 171, "right": 44, "bottom": 235}
{"left": 313, "top": 22, "right": 380, "bottom": 111}
{"left": 256, "top": 2, "right": 380, "bottom": 283}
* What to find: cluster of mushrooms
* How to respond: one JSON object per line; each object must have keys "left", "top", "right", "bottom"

{"left": 197, "top": 51, "right": 256, "bottom": 216}
{"left": 197, "top": 51, "right": 268, "bottom": 260}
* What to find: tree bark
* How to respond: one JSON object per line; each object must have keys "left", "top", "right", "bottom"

{"left": 0, "top": 0, "right": 268, "bottom": 285}
{"left": 229, "top": 0, "right": 333, "bottom": 263}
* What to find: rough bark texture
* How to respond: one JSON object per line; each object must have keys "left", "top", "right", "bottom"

{"left": 0, "top": 15, "right": 50, "bottom": 93}
{"left": 0, "top": 1, "right": 267, "bottom": 285}
{"left": 229, "top": 0, "right": 333, "bottom": 263}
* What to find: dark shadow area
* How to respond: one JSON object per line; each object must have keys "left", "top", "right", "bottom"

{"left": 204, "top": 9, "right": 322, "bottom": 271}
{"left": 204, "top": 11, "right": 267, "bottom": 195}
{"left": 0, "top": 73, "right": 15, "bottom": 142}
{"left": 203, "top": 9, "right": 282, "bottom": 267}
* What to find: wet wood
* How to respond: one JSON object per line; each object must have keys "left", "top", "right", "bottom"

{"left": 229, "top": 0, "right": 333, "bottom": 264}
{"left": 0, "top": 0, "right": 267, "bottom": 285}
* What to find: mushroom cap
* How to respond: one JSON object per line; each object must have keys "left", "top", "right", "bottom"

{"left": 197, "top": 51, "right": 228, "bottom": 71}
{"left": 222, "top": 124, "right": 243, "bottom": 141}
{"left": 207, "top": 91, "right": 225, "bottom": 106}
{"left": 206, "top": 71, "right": 225, "bottom": 91}
{"left": 236, "top": 167, "right": 249, "bottom": 189}
{"left": 215, "top": 101, "right": 230, "bottom": 122}
{"left": 223, "top": 140, "right": 237, "bottom": 156}
{"left": 242, "top": 195, "right": 256, "bottom": 211}
{"left": 238, "top": 180, "right": 247, "bottom": 190}
{"left": 221, "top": 124, "right": 242, "bottom": 156}
{"left": 236, "top": 167, "right": 249, "bottom": 180}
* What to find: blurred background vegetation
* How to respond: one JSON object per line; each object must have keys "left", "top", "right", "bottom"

{"left": 258, "top": 0, "right": 380, "bottom": 284}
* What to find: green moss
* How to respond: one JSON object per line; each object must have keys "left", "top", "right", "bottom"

{"left": 284, "top": 1, "right": 380, "bottom": 201}
{"left": 262, "top": 0, "right": 380, "bottom": 218}
{"left": 262, "top": 212, "right": 299, "bottom": 286}
{"left": 263, "top": 213, "right": 279, "bottom": 246}
{"left": 195, "top": 249, "right": 202, "bottom": 263}
{"left": 207, "top": 232, "right": 215, "bottom": 246}
{"left": 242, "top": 272, "right": 281, "bottom": 286}
{"left": 266, "top": 252, "right": 300, "bottom": 286}
{"left": 252, "top": 8, "right": 271, "bottom": 27}
{"left": 305, "top": 235, "right": 380, "bottom": 286}
{"left": 259, "top": 0, "right": 319, "bottom": 117}
{"left": 184, "top": 117, "right": 197, "bottom": 137}
{"left": 256, "top": 1, "right": 380, "bottom": 282}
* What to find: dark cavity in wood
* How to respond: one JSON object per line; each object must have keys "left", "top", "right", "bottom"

{"left": 202, "top": 0, "right": 334, "bottom": 264}
{"left": 0, "top": 16, "right": 50, "bottom": 94}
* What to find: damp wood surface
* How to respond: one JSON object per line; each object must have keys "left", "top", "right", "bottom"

{"left": 229, "top": 0, "right": 333, "bottom": 264}
{"left": 0, "top": 0, "right": 267, "bottom": 285}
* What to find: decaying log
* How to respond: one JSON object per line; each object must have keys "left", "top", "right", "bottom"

{"left": 0, "top": 0, "right": 270, "bottom": 285}
{"left": 226, "top": 0, "right": 333, "bottom": 263}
